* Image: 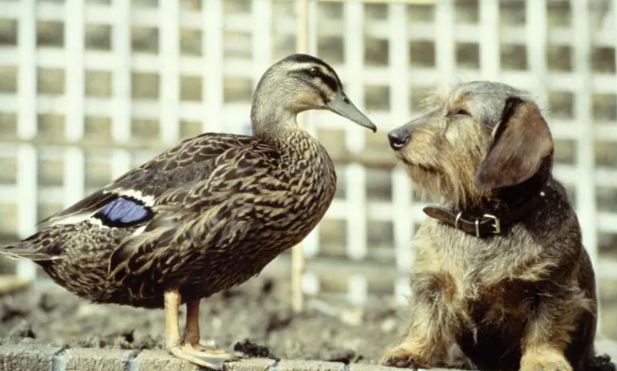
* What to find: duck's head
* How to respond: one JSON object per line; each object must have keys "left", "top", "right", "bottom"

{"left": 251, "top": 54, "right": 377, "bottom": 136}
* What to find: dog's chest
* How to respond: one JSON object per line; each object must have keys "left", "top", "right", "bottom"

{"left": 412, "top": 219, "right": 543, "bottom": 300}
{"left": 466, "top": 277, "right": 537, "bottom": 320}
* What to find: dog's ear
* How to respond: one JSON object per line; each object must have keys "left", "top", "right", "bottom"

{"left": 475, "top": 97, "right": 553, "bottom": 189}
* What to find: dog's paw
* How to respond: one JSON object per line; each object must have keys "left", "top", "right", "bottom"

{"left": 588, "top": 354, "right": 616, "bottom": 371}
{"left": 380, "top": 344, "right": 427, "bottom": 369}
{"left": 521, "top": 359, "right": 572, "bottom": 371}
{"left": 521, "top": 348, "right": 573, "bottom": 371}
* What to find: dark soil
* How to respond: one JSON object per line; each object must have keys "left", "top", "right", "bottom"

{"left": 0, "top": 272, "right": 407, "bottom": 364}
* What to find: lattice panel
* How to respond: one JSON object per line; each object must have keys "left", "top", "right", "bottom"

{"left": 0, "top": 0, "right": 616, "bottom": 337}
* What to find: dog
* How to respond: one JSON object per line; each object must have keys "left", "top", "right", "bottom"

{"left": 381, "top": 81, "right": 611, "bottom": 371}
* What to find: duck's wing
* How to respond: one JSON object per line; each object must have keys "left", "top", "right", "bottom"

{"left": 39, "top": 133, "right": 253, "bottom": 229}
{"left": 106, "top": 140, "right": 285, "bottom": 285}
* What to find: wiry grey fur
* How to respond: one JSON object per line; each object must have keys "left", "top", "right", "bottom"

{"left": 382, "top": 81, "right": 604, "bottom": 371}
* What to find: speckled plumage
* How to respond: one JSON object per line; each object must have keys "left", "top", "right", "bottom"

{"left": 1, "top": 54, "right": 376, "bottom": 314}
{"left": 11, "top": 131, "right": 335, "bottom": 308}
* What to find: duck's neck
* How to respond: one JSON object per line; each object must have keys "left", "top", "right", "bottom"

{"left": 251, "top": 112, "right": 297, "bottom": 141}
{"left": 250, "top": 81, "right": 301, "bottom": 140}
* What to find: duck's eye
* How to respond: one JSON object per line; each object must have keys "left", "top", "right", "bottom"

{"left": 308, "top": 67, "right": 320, "bottom": 76}
{"left": 454, "top": 108, "right": 470, "bottom": 116}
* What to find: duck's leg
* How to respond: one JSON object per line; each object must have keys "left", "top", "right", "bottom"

{"left": 184, "top": 299, "right": 228, "bottom": 354}
{"left": 164, "top": 290, "right": 232, "bottom": 369}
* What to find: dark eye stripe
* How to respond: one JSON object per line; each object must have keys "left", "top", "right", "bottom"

{"left": 317, "top": 72, "right": 339, "bottom": 92}
{"left": 287, "top": 54, "right": 343, "bottom": 86}
{"left": 301, "top": 69, "right": 338, "bottom": 93}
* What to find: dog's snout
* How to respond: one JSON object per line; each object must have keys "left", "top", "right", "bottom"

{"left": 388, "top": 128, "right": 410, "bottom": 151}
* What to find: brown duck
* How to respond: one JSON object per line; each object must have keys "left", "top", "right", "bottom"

{"left": 0, "top": 54, "right": 377, "bottom": 368}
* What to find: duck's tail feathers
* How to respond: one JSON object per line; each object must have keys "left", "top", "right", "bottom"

{"left": 0, "top": 243, "right": 60, "bottom": 261}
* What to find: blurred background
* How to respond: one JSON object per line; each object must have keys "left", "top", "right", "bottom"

{"left": 0, "top": 0, "right": 615, "bottom": 340}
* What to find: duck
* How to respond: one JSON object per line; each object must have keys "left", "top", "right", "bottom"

{"left": 0, "top": 54, "right": 377, "bottom": 368}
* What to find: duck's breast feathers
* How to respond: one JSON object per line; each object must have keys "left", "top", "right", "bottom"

{"left": 39, "top": 133, "right": 258, "bottom": 228}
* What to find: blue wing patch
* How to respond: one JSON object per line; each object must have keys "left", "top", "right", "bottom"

{"left": 94, "top": 196, "right": 153, "bottom": 227}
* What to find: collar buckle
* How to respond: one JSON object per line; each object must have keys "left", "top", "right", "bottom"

{"left": 482, "top": 213, "right": 501, "bottom": 234}
{"left": 454, "top": 211, "right": 463, "bottom": 230}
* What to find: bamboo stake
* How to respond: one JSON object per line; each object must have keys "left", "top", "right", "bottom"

{"left": 290, "top": 0, "right": 310, "bottom": 313}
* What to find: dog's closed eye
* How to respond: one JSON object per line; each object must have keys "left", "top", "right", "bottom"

{"left": 454, "top": 108, "right": 471, "bottom": 116}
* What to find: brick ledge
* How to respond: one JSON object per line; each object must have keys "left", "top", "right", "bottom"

{"left": 0, "top": 344, "right": 412, "bottom": 371}
{"left": 2, "top": 341, "right": 615, "bottom": 371}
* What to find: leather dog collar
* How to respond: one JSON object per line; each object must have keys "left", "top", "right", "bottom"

{"left": 423, "top": 189, "right": 547, "bottom": 238}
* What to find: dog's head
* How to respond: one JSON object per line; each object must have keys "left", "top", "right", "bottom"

{"left": 389, "top": 81, "right": 553, "bottom": 208}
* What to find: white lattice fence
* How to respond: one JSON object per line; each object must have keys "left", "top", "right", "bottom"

{"left": 0, "top": 0, "right": 616, "bottom": 336}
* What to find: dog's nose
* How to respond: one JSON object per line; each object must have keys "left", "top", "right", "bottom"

{"left": 388, "top": 128, "right": 410, "bottom": 151}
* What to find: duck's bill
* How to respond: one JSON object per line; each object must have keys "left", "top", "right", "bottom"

{"left": 327, "top": 92, "right": 377, "bottom": 133}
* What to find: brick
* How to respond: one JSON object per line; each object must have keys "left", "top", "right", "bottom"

{"left": 276, "top": 360, "right": 345, "bottom": 371}
{"left": 0, "top": 344, "right": 473, "bottom": 371}
{"left": 0, "top": 343, "right": 62, "bottom": 371}
{"left": 225, "top": 357, "right": 275, "bottom": 371}
{"left": 349, "top": 363, "right": 405, "bottom": 371}
{"left": 132, "top": 350, "right": 201, "bottom": 371}
{"left": 134, "top": 350, "right": 277, "bottom": 371}
{"left": 61, "top": 347, "right": 135, "bottom": 371}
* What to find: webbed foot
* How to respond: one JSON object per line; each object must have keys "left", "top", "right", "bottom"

{"left": 169, "top": 343, "right": 235, "bottom": 370}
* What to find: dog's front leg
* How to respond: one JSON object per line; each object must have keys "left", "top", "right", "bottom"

{"left": 520, "top": 292, "right": 594, "bottom": 371}
{"left": 382, "top": 271, "right": 469, "bottom": 369}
